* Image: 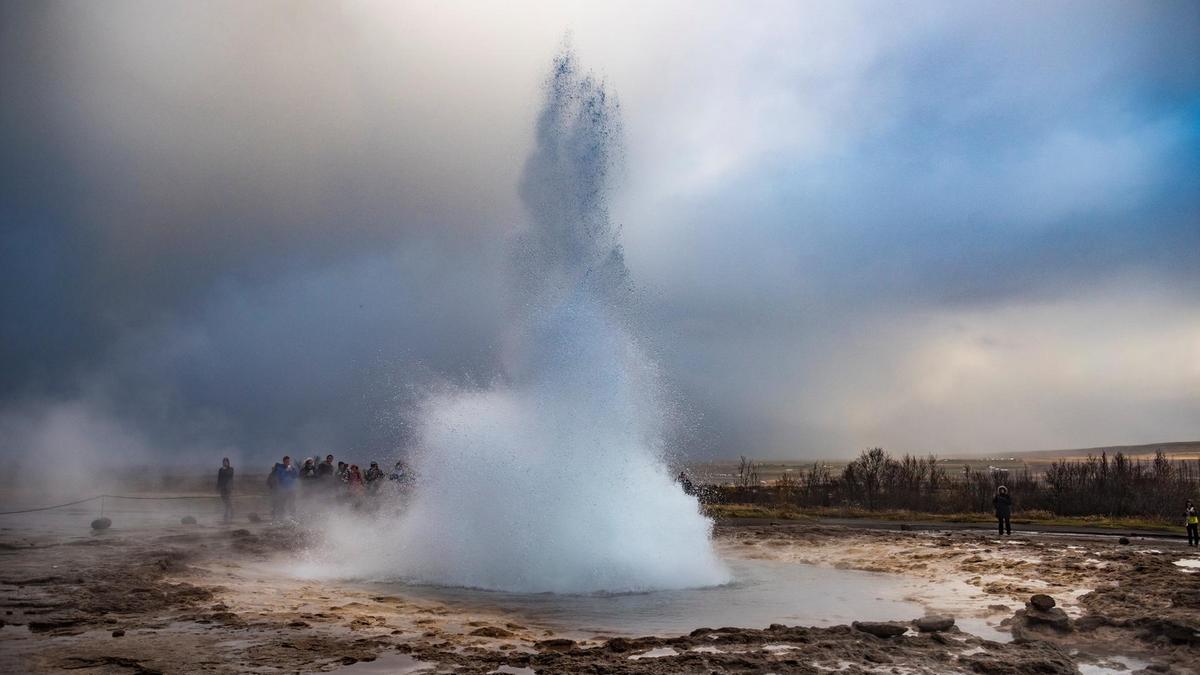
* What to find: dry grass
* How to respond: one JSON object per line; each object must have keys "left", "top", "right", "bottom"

{"left": 703, "top": 504, "right": 1179, "bottom": 532}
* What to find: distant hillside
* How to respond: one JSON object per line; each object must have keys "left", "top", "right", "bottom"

{"left": 1004, "top": 441, "right": 1200, "bottom": 461}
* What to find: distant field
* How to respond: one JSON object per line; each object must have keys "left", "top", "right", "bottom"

{"left": 685, "top": 440, "right": 1200, "bottom": 485}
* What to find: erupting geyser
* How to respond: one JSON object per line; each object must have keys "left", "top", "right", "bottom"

{"left": 330, "top": 50, "right": 729, "bottom": 593}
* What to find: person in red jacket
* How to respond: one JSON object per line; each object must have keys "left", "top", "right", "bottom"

{"left": 347, "top": 464, "right": 366, "bottom": 504}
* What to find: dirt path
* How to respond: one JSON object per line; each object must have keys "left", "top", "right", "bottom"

{"left": 1, "top": 519, "right": 1195, "bottom": 673}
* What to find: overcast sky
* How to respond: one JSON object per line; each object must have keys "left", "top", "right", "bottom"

{"left": 2, "top": 0, "right": 1197, "bottom": 468}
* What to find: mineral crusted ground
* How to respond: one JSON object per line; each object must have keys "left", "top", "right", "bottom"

{"left": 0, "top": 516, "right": 1195, "bottom": 673}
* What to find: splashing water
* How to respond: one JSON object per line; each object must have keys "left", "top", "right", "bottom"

{"left": 323, "top": 50, "right": 729, "bottom": 593}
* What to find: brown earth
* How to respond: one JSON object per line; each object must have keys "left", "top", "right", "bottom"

{"left": 0, "top": 518, "right": 1195, "bottom": 673}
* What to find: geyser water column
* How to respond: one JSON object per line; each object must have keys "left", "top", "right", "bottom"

{"left": 357, "top": 50, "right": 728, "bottom": 593}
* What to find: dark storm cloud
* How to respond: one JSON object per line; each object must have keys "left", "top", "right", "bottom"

{"left": 0, "top": 1, "right": 524, "bottom": 462}
{"left": 1, "top": 1, "right": 1198, "bottom": 469}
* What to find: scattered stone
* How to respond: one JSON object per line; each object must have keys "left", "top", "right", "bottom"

{"left": 287, "top": 621, "right": 309, "bottom": 628}
{"left": 536, "top": 638, "right": 576, "bottom": 652}
{"left": 469, "top": 626, "right": 514, "bottom": 638}
{"left": 899, "top": 524, "right": 912, "bottom": 531}
{"left": 111, "top": 629, "right": 125, "bottom": 637}
{"left": 1119, "top": 537, "right": 1130, "bottom": 545}
{"left": 605, "top": 637, "right": 632, "bottom": 652}
{"left": 180, "top": 516, "right": 197, "bottom": 525}
{"left": 247, "top": 513, "right": 262, "bottom": 523}
{"left": 90, "top": 518, "right": 112, "bottom": 531}
{"left": 1030, "top": 594, "right": 1056, "bottom": 611}
{"left": 851, "top": 621, "right": 908, "bottom": 638}
{"left": 913, "top": 615, "right": 955, "bottom": 632}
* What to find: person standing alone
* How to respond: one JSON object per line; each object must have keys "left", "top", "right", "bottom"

{"left": 993, "top": 485, "right": 1012, "bottom": 536}
{"left": 217, "top": 458, "right": 235, "bottom": 524}
{"left": 1186, "top": 500, "right": 1198, "bottom": 548}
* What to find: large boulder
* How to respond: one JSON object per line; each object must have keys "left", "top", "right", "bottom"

{"left": 913, "top": 615, "right": 955, "bottom": 633}
{"left": 852, "top": 621, "right": 908, "bottom": 638}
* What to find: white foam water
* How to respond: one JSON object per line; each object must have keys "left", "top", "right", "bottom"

{"left": 318, "top": 49, "right": 728, "bottom": 593}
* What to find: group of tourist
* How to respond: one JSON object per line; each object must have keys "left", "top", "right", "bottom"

{"left": 214, "top": 455, "right": 412, "bottom": 523}
{"left": 217, "top": 460, "right": 1200, "bottom": 546}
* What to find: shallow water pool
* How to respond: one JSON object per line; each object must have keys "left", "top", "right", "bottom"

{"left": 368, "top": 557, "right": 931, "bottom": 638}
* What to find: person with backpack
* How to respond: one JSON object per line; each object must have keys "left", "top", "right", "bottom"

{"left": 993, "top": 485, "right": 1013, "bottom": 536}
{"left": 1186, "top": 499, "right": 1198, "bottom": 548}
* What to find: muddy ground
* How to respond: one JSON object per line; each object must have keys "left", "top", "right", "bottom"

{"left": 0, "top": 516, "right": 1196, "bottom": 674}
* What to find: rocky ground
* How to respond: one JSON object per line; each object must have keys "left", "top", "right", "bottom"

{"left": 0, "top": 517, "right": 1196, "bottom": 674}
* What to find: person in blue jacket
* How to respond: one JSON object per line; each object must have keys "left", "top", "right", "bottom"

{"left": 267, "top": 455, "right": 298, "bottom": 520}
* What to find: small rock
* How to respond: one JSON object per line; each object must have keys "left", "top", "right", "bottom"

{"left": 1029, "top": 594, "right": 1056, "bottom": 611}
{"left": 339, "top": 657, "right": 357, "bottom": 666}
{"left": 852, "top": 621, "right": 908, "bottom": 638}
{"left": 1119, "top": 537, "right": 1130, "bottom": 545}
{"left": 914, "top": 615, "right": 955, "bottom": 632}
{"left": 288, "top": 621, "right": 309, "bottom": 628}
{"left": 247, "top": 513, "right": 262, "bottom": 523}
{"left": 111, "top": 629, "right": 125, "bottom": 637}
{"left": 181, "top": 516, "right": 197, "bottom": 525}
{"left": 899, "top": 524, "right": 912, "bottom": 531}
{"left": 537, "top": 638, "right": 576, "bottom": 652}
{"left": 91, "top": 517, "right": 112, "bottom": 530}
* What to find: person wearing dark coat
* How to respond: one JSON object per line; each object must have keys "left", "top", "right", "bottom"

{"left": 317, "top": 454, "right": 335, "bottom": 478}
{"left": 993, "top": 485, "right": 1012, "bottom": 535}
{"left": 216, "top": 458, "right": 235, "bottom": 523}
{"left": 1186, "top": 500, "right": 1198, "bottom": 548}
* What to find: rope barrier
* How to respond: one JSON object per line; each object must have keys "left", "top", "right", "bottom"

{"left": 0, "top": 493, "right": 264, "bottom": 516}
{"left": 0, "top": 496, "right": 103, "bottom": 515}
